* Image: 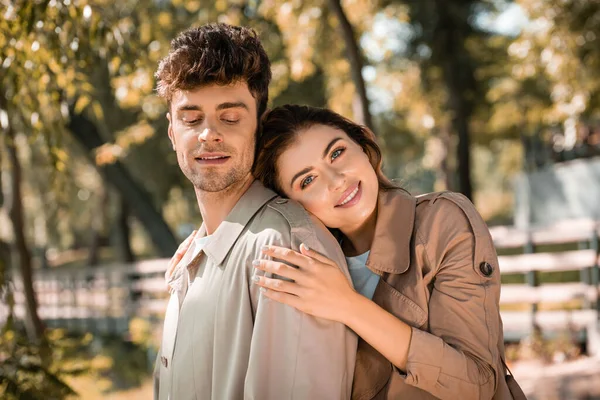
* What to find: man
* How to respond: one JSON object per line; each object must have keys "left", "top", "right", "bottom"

{"left": 153, "top": 23, "right": 357, "bottom": 399}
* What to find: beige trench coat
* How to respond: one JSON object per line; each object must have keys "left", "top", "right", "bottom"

{"left": 154, "top": 181, "right": 357, "bottom": 400}
{"left": 351, "top": 190, "right": 514, "bottom": 400}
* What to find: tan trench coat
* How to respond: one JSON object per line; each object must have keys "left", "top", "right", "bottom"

{"left": 351, "top": 189, "right": 513, "bottom": 400}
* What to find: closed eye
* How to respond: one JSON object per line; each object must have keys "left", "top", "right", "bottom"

{"left": 183, "top": 118, "right": 202, "bottom": 125}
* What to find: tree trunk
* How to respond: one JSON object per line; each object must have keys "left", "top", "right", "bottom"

{"left": 447, "top": 81, "right": 473, "bottom": 200}
{"left": 0, "top": 156, "right": 11, "bottom": 323}
{"left": 2, "top": 111, "right": 45, "bottom": 343}
{"left": 68, "top": 111, "right": 178, "bottom": 257}
{"left": 87, "top": 187, "right": 109, "bottom": 266}
{"left": 438, "top": 126, "right": 453, "bottom": 191}
{"left": 327, "top": 0, "right": 373, "bottom": 130}
{"left": 114, "top": 194, "right": 135, "bottom": 263}
{"left": 433, "top": 0, "right": 475, "bottom": 200}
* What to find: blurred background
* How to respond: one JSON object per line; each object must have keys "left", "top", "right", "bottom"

{"left": 1, "top": 0, "right": 599, "bottom": 398}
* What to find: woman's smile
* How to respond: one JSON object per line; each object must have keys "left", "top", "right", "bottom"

{"left": 335, "top": 181, "right": 362, "bottom": 208}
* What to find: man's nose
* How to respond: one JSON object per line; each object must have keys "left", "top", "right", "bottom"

{"left": 197, "top": 123, "right": 223, "bottom": 143}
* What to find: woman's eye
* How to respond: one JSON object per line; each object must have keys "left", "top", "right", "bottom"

{"left": 300, "top": 175, "right": 314, "bottom": 189}
{"left": 222, "top": 118, "right": 239, "bottom": 124}
{"left": 331, "top": 147, "right": 345, "bottom": 160}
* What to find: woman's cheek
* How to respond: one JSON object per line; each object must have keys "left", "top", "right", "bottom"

{"left": 302, "top": 192, "right": 329, "bottom": 217}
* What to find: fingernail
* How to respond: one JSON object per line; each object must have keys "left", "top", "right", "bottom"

{"left": 252, "top": 260, "right": 260, "bottom": 267}
{"left": 261, "top": 245, "right": 269, "bottom": 252}
{"left": 252, "top": 276, "right": 260, "bottom": 283}
{"left": 302, "top": 243, "right": 310, "bottom": 252}
{"left": 260, "top": 287, "right": 267, "bottom": 293}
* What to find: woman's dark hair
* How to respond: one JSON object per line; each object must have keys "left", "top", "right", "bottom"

{"left": 253, "top": 104, "right": 400, "bottom": 195}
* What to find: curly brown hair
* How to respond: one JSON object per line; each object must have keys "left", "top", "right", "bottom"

{"left": 254, "top": 104, "right": 401, "bottom": 195}
{"left": 155, "top": 23, "right": 272, "bottom": 118}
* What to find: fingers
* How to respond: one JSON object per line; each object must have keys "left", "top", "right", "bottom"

{"left": 252, "top": 275, "right": 300, "bottom": 295}
{"left": 299, "top": 243, "right": 335, "bottom": 266}
{"left": 252, "top": 259, "right": 302, "bottom": 282}
{"left": 165, "top": 230, "right": 196, "bottom": 282}
{"left": 260, "top": 288, "right": 302, "bottom": 309}
{"left": 261, "top": 245, "right": 313, "bottom": 268}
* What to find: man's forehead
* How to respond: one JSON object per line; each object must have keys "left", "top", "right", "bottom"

{"left": 170, "top": 82, "right": 255, "bottom": 111}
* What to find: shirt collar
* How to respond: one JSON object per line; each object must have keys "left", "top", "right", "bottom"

{"left": 199, "top": 180, "right": 278, "bottom": 266}
{"left": 366, "top": 189, "right": 416, "bottom": 275}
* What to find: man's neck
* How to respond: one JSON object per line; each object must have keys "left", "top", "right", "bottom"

{"left": 195, "top": 174, "right": 255, "bottom": 235}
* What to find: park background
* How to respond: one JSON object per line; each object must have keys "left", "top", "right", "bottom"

{"left": 1, "top": 0, "right": 600, "bottom": 398}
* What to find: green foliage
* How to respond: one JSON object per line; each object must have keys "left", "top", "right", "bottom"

{"left": 0, "top": 327, "right": 157, "bottom": 398}
{"left": 0, "top": 329, "right": 86, "bottom": 400}
{"left": 91, "top": 335, "right": 150, "bottom": 391}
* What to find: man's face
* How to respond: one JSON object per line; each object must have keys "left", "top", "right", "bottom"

{"left": 167, "top": 82, "right": 258, "bottom": 193}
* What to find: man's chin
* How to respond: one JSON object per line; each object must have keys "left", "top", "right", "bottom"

{"left": 192, "top": 177, "right": 250, "bottom": 194}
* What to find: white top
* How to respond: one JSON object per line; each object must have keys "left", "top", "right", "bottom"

{"left": 190, "top": 235, "right": 212, "bottom": 261}
{"left": 345, "top": 250, "right": 380, "bottom": 300}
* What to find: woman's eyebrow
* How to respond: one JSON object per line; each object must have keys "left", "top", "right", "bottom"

{"left": 322, "top": 137, "right": 343, "bottom": 158}
{"left": 290, "top": 166, "right": 313, "bottom": 188}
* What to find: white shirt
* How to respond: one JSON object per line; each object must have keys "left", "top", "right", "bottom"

{"left": 190, "top": 235, "right": 212, "bottom": 261}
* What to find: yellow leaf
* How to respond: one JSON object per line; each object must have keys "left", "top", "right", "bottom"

{"left": 92, "top": 102, "right": 104, "bottom": 120}
{"left": 74, "top": 96, "right": 91, "bottom": 113}
{"left": 185, "top": 0, "right": 201, "bottom": 12}
{"left": 157, "top": 12, "right": 172, "bottom": 28}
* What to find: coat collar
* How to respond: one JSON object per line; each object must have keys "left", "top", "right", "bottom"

{"left": 201, "top": 180, "right": 278, "bottom": 265}
{"left": 167, "top": 180, "right": 278, "bottom": 292}
{"left": 366, "top": 189, "right": 416, "bottom": 275}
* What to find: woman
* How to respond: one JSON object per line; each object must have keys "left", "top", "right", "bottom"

{"left": 167, "top": 105, "right": 522, "bottom": 400}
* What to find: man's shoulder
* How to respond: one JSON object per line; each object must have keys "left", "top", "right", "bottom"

{"left": 254, "top": 197, "right": 345, "bottom": 262}
{"left": 249, "top": 196, "right": 313, "bottom": 235}
{"left": 249, "top": 197, "right": 335, "bottom": 244}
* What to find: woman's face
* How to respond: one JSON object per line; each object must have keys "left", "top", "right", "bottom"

{"left": 276, "top": 124, "right": 379, "bottom": 234}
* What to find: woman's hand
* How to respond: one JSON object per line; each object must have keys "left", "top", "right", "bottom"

{"left": 252, "top": 243, "right": 358, "bottom": 324}
{"left": 165, "top": 230, "right": 196, "bottom": 289}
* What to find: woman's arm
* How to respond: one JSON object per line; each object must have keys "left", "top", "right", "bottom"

{"left": 254, "top": 244, "right": 412, "bottom": 371}
{"left": 255, "top": 192, "right": 503, "bottom": 400}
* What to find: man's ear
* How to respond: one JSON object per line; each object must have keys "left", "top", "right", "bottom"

{"left": 167, "top": 112, "right": 176, "bottom": 151}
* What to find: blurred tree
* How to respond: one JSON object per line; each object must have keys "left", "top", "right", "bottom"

{"left": 502, "top": 0, "right": 600, "bottom": 159}
{"left": 0, "top": 89, "right": 45, "bottom": 344}
{"left": 0, "top": 0, "right": 184, "bottom": 260}
{"left": 397, "top": 0, "right": 498, "bottom": 199}
{"left": 326, "top": 0, "right": 373, "bottom": 129}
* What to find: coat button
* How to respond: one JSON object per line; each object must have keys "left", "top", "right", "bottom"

{"left": 275, "top": 199, "right": 288, "bottom": 204}
{"left": 479, "top": 262, "right": 493, "bottom": 277}
{"left": 161, "top": 356, "right": 168, "bottom": 368}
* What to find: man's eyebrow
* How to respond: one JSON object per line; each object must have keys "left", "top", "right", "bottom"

{"left": 216, "top": 101, "right": 249, "bottom": 111}
{"left": 176, "top": 104, "right": 202, "bottom": 112}
{"left": 322, "top": 137, "right": 343, "bottom": 159}
{"left": 290, "top": 167, "right": 313, "bottom": 189}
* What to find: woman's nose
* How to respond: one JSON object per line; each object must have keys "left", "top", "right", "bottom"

{"left": 326, "top": 169, "right": 346, "bottom": 192}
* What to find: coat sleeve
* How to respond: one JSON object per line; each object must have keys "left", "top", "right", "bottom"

{"left": 244, "top": 207, "right": 357, "bottom": 400}
{"left": 402, "top": 192, "right": 502, "bottom": 400}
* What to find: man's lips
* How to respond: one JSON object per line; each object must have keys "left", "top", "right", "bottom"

{"left": 335, "top": 182, "right": 361, "bottom": 207}
{"left": 194, "top": 153, "right": 230, "bottom": 165}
